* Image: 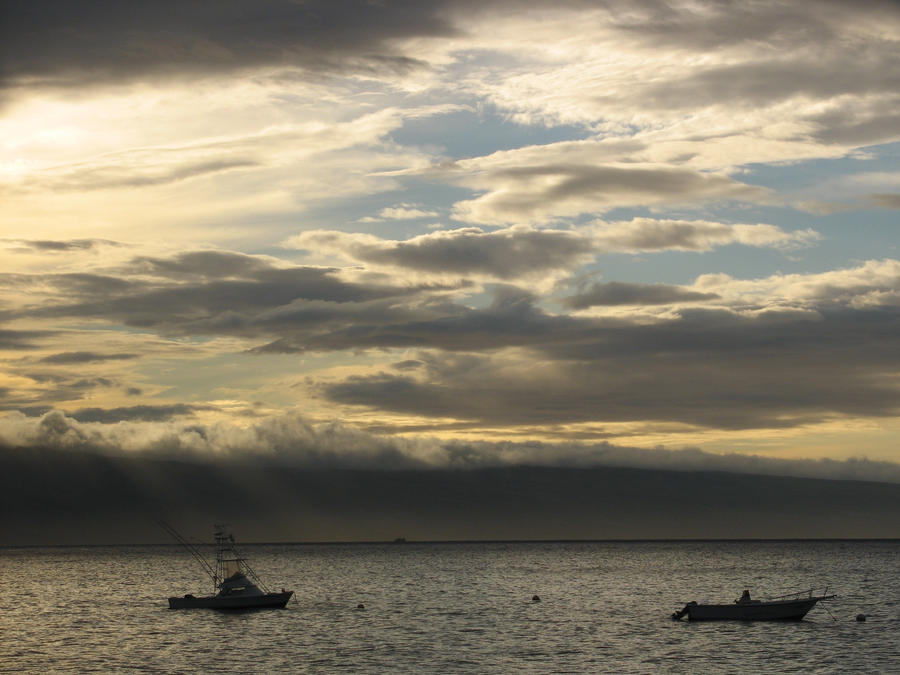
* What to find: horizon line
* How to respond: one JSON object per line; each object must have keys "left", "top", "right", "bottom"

{"left": 5, "top": 537, "right": 899, "bottom": 549}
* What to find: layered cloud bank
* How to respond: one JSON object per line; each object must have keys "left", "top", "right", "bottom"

{"left": 2, "top": 245, "right": 899, "bottom": 441}
{"left": 285, "top": 220, "right": 818, "bottom": 282}
{"left": 2, "top": 410, "right": 900, "bottom": 486}
{"left": 2, "top": 0, "right": 900, "bottom": 496}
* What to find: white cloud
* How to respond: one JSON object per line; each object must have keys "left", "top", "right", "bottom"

{"left": 592, "top": 219, "right": 820, "bottom": 253}
{"left": 693, "top": 258, "right": 900, "bottom": 310}
{"left": 359, "top": 204, "right": 441, "bottom": 222}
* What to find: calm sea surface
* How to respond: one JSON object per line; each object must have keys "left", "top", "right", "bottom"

{"left": 1, "top": 540, "right": 897, "bottom": 673}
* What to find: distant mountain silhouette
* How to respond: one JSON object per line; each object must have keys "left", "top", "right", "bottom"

{"left": 2, "top": 447, "right": 898, "bottom": 545}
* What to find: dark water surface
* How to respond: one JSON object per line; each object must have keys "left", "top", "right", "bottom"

{"left": 1, "top": 541, "right": 896, "bottom": 673}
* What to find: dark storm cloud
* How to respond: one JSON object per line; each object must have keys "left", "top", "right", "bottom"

{"left": 248, "top": 294, "right": 470, "bottom": 353}
{"left": 789, "top": 97, "right": 900, "bottom": 147}
{"left": 600, "top": 0, "right": 900, "bottom": 149}
{"left": 9, "top": 251, "right": 467, "bottom": 345}
{"left": 455, "top": 164, "right": 768, "bottom": 223}
{"left": 657, "top": 60, "right": 896, "bottom": 110}
{"left": 40, "top": 351, "right": 139, "bottom": 364}
{"left": 52, "top": 251, "right": 889, "bottom": 431}
{"left": 56, "top": 273, "right": 139, "bottom": 296}
{"left": 0, "top": 0, "right": 459, "bottom": 92}
{"left": 23, "top": 265, "right": 418, "bottom": 331}
{"left": 30, "top": 374, "right": 115, "bottom": 394}
{"left": 293, "top": 227, "right": 594, "bottom": 278}
{"left": 10, "top": 406, "right": 54, "bottom": 418}
{"left": 611, "top": 0, "right": 842, "bottom": 50}
{"left": 290, "top": 222, "right": 814, "bottom": 280}
{"left": 131, "top": 251, "right": 275, "bottom": 280}
{"left": 634, "top": 60, "right": 900, "bottom": 147}
{"left": 70, "top": 377, "right": 115, "bottom": 389}
{"left": 321, "top": 303, "right": 900, "bottom": 431}
{"left": 0, "top": 271, "right": 138, "bottom": 298}
{"left": 70, "top": 404, "right": 210, "bottom": 423}
{"left": 5, "top": 0, "right": 894, "bottom": 95}
{"left": 375, "top": 228, "right": 585, "bottom": 277}
{"left": 563, "top": 281, "right": 719, "bottom": 308}
{"left": 255, "top": 285, "right": 561, "bottom": 353}
{"left": 8, "top": 247, "right": 900, "bottom": 432}
{"left": 6, "top": 238, "right": 123, "bottom": 252}
{"left": 610, "top": 0, "right": 900, "bottom": 68}
{"left": 0, "top": 375, "right": 117, "bottom": 414}
{"left": 0, "top": 328, "right": 54, "bottom": 350}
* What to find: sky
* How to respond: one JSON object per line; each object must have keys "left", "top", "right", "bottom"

{"left": 2, "top": 0, "right": 900, "bottom": 501}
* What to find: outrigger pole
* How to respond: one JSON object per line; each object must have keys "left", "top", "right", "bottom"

{"left": 158, "top": 520, "right": 218, "bottom": 593}
{"left": 212, "top": 524, "right": 271, "bottom": 593}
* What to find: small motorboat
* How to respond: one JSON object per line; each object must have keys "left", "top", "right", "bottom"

{"left": 162, "top": 522, "right": 293, "bottom": 610}
{"left": 672, "top": 587, "right": 834, "bottom": 621}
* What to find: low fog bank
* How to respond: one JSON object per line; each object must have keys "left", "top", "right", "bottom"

{"left": 2, "top": 447, "right": 898, "bottom": 545}
{"left": 2, "top": 410, "right": 900, "bottom": 485}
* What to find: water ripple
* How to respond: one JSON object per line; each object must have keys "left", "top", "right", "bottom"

{"left": 0, "top": 541, "right": 896, "bottom": 673}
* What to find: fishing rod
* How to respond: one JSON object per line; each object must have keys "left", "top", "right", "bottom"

{"left": 158, "top": 520, "right": 218, "bottom": 592}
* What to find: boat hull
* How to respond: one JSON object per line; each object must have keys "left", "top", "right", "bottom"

{"left": 168, "top": 591, "right": 293, "bottom": 610}
{"left": 685, "top": 598, "right": 819, "bottom": 621}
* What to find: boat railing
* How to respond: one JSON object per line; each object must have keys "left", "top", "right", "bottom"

{"left": 759, "top": 586, "right": 833, "bottom": 602}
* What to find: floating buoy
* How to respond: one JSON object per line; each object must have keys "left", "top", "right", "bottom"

{"left": 856, "top": 614, "right": 866, "bottom": 622}
{"left": 357, "top": 603, "right": 365, "bottom": 610}
{"left": 532, "top": 595, "right": 541, "bottom": 603}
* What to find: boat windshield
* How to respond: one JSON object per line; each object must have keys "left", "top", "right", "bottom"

{"left": 221, "top": 558, "right": 242, "bottom": 580}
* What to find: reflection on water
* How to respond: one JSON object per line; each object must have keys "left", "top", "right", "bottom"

{"left": 1, "top": 541, "right": 897, "bottom": 673}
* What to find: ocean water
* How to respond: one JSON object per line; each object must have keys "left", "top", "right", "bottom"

{"left": 1, "top": 540, "right": 897, "bottom": 673}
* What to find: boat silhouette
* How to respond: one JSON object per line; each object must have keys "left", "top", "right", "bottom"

{"left": 161, "top": 522, "right": 293, "bottom": 610}
{"left": 672, "top": 587, "right": 835, "bottom": 621}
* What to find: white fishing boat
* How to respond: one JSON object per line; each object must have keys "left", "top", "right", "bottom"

{"left": 671, "top": 587, "right": 834, "bottom": 621}
{"left": 162, "top": 523, "right": 293, "bottom": 610}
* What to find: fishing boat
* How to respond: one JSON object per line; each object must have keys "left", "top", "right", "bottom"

{"left": 671, "top": 587, "right": 834, "bottom": 621}
{"left": 162, "top": 522, "right": 294, "bottom": 610}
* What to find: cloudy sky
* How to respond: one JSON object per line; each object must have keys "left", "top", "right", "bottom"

{"left": 2, "top": 0, "right": 900, "bottom": 486}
